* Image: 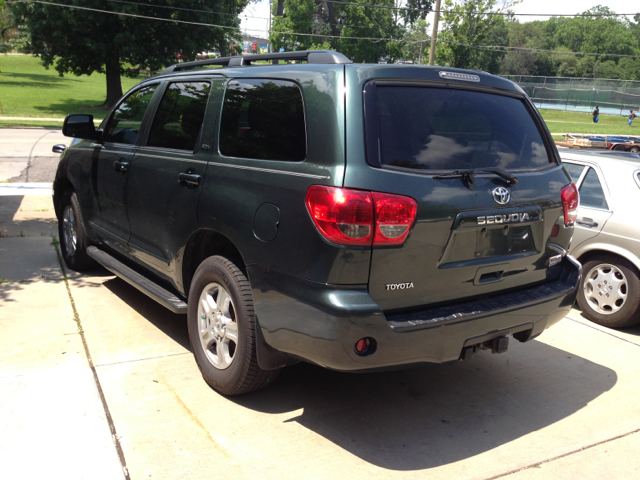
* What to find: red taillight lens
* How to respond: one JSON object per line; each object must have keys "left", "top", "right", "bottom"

{"left": 306, "top": 186, "right": 373, "bottom": 245}
{"left": 560, "top": 182, "right": 579, "bottom": 226}
{"left": 372, "top": 192, "right": 418, "bottom": 246}
{"left": 306, "top": 186, "right": 417, "bottom": 246}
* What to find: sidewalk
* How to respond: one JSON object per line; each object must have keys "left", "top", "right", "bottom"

{"left": 0, "top": 195, "right": 126, "bottom": 479}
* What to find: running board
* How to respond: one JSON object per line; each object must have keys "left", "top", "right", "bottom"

{"left": 87, "top": 246, "right": 188, "bottom": 314}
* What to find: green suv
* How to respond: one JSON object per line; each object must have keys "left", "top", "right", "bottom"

{"left": 54, "top": 50, "right": 581, "bottom": 395}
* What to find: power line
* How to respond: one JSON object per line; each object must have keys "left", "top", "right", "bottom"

{"left": 323, "top": 0, "right": 639, "bottom": 17}
{"left": 8, "top": 0, "right": 640, "bottom": 57}
{"left": 104, "top": 0, "right": 242, "bottom": 18}
{"left": 9, "top": 0, "right": 242, "bottom": 30}
{"left": 438, "top": 39, "right": 640, "bottom": 59}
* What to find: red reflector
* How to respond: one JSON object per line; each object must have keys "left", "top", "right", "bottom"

{"left": 355, "top": 338, "right": 368, "bottom": 353}
{"left": 560, "top": 183, "right": 579, "bottom": 226}
{"left": 550, "top": 224, "right": 560, "bottom": 237}
{"left": 372, "top": 193, "right": 418, "bottom": 246}
{"left": 306, "top": 186, "right": 373, "bottom": 246}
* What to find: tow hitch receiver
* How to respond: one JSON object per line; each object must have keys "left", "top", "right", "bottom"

{"left": 491, "top": 336, "right": 509, "bottom": 354}
{"left": 460, "top": 335, "right": 510, "bottom": 361}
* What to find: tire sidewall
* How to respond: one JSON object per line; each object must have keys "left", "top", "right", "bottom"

{"left": 187, "top": 257, "right": 251, "bottom": 392}
{"left": 577, "top": 257, "right": 640, "bottom": 327}
{"left": 58, "top": 190, "right": 84, "bottom": 270}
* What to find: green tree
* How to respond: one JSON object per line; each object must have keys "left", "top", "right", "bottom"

{"left": 269, "top": 0, "right": 430, "bottom": 63}
{"left": 436, "top": 0, "right": 512, "bottom": 73}
{"left": 10, "top": 0, "right": 248, "bottom": 108}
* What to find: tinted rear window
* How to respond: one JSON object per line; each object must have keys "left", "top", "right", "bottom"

{"left": 219, "top": 79, "right": 306, "bottom": 161}
{"left": 366, "top": 85, "right": 551, "bottom": 171}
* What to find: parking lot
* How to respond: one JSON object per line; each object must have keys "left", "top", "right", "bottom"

{"left": 1, "top": 132, "right": 640, "bottom": 479}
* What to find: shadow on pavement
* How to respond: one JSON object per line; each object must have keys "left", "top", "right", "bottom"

{"left": 230, "top": 340, "right": 616, "bottom": 471}
{"left": 102, "top": 276, "right": 191, "bottom": 351}
{"left": 99, "top": 274, "right": 618, "bottom": 471}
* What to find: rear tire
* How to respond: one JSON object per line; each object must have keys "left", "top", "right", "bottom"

{"left": 58, "top": 190, "right": 96, "bottom": 271}
{"left": 187, "top": 255, "right": 280, "bottom": 395}
{"left": 612, "top": 145, "right": 625, "bottom": 151}
{"left": 577, "top": 255, "right": 640, "bottom": 328}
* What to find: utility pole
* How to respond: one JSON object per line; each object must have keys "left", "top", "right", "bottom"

{"left": 269, "top": 0, "right": 272, "bottom": 53}
{"left": 428, "top": 0, "right": 441, "bottom": 66}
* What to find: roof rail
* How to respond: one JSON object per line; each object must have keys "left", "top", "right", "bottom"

{"left": 159, "top": 50, "right": 352, "bottom": 75}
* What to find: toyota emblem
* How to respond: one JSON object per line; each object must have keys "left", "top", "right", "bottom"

{"left": 492, "top": 187, "right": 511, "bottom": 204}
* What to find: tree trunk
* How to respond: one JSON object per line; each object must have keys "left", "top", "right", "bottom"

{"left": 103, "top": 47, "right": 123, "bottom": 109}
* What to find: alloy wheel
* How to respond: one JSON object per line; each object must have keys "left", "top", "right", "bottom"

{"left": 197, "top": 282, "right": 239, "bottom": 369}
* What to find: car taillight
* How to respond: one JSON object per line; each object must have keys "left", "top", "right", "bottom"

{"left": 306, "top": 186, "right": 417, "bottom": 246}
{"left": 560, "top": 182, "right": 579, "bottom": 226}
{"left": 306, "top": 186, "right": 373, "bottom": 245}
{"left": 372, "top": 192, "right": 418, "bottom": 245}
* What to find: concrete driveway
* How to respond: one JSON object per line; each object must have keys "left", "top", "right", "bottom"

{"left": 1, "top": 196, "right": 640, "bottom": 479}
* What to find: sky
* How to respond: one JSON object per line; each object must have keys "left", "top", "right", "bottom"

{"left": 239, "top": 0, "right": 637, "bottom": 41}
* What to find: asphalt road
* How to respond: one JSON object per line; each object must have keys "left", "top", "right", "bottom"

{"left": 0, "top": 128, "right": 65, "bottom": 182}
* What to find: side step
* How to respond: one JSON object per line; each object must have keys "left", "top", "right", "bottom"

{"left": 87, "top": 246, "right": 188, "bottom": 314}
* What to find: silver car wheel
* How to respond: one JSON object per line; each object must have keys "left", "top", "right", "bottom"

{"left": 197, "top": 282, "right": 238, "bottom": 370}
{"left": 584, "top": 263, "right": 628, "bottom": 315}
{"left": 62, "top": 204, "right": 77, "bottom": 256}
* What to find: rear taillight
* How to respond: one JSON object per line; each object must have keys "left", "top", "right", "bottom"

{"left": 560, "top": 182, "right": 579, "bottom": 226}
{"left": 372, "top": 192, "right": 418, "bottom": 245}
{"left": 305, "top": 186, "right": 417, "bottom": 246}
{"left": 305, "top": 186, "right": 373, "bottom": 245}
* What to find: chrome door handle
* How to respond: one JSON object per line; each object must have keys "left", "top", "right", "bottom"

{"left": 576, "top": 218, "right": 598, "bottom": 228}
{"left": 113, "top": 160, "right": 129, "bottom": 174}
{"left": 178, "top": 172, "right": 201, "bottom": 188}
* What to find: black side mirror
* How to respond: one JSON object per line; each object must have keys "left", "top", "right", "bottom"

{"left": 62, "top": 114, "right": 102, "bottom": 141}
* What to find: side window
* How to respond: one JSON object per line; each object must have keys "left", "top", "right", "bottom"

{"left": 563, "top": 162, "right": 585, "bottom": 182}
{"left": 104, "top": 85, "right": 157, "bottom": 145}
{"left": 147, "top": 82, "right": 211, "bottom": 151}
{"left": 579, "top": 168, "right": 609, "bottom": 210}
{"left": 219, "top": 79, "right": 306, "bottom": 161}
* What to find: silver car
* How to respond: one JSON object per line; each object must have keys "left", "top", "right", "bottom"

{"left": 561, "top": 150, "right": 640, "bottom": 328}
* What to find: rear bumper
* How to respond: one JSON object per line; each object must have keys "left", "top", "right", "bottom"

{"left": 248, "top": 255, "right": 581, "bottom": 371}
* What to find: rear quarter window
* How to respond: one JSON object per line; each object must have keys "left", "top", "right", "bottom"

{"left": 219, "top": 79, "right": 306, "bottom": 161}
{"left": 365, "top": 84, "right": 552, "bottom": 171}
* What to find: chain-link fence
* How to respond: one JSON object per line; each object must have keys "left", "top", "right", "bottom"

{"left": 501, "top": 75, "right": 640, "bottom": 116}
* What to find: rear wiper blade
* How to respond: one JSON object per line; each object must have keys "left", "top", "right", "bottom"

{"left": 433, "top": 167, "right": 518, "bottom": 190}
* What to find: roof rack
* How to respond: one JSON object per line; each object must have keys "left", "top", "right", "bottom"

{"left": 159, "top": 50, "right": 352, "bottom": 76}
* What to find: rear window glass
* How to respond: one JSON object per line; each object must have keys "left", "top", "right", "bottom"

{"left": 579, "top": 168, "right": 608, "bottom": 210}
{"left": 367, "top": 85, "right": 551, "bottom": 171}
{"left": 219, "top": 79, "right": 306, "bottom": 161}
{"left": 563, "top": 162, "right": 585, "bottom": 182}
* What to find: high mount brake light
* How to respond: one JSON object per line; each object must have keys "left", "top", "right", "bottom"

{"left": 560, "top": 182, "right": 579, "bottom": 226}
{"left": 305, "top": 186, "right": 417, "bottom": 246}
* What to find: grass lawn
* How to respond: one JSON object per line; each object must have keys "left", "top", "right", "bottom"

{"left": 0, "top": 54, "right": 146, "bottom": 120}
{"left": 1, "top": 55, "right": 638, "bottom": 139}
{"left": 539, "top": 109, "right": 638, "bottom": 136}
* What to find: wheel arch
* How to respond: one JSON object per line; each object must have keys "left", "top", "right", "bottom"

{"left": 53, "top": 176, "right": 74, "bottom": 219}
{"left": 576, "top": 247, "right": 640, "bottom": 275}
{"left": 182, "top": 229, "right": 246, "bottom": 297}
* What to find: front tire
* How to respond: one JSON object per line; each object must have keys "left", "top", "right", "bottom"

{"left": 58, "top": 190, "right": 96, "bottom": 271}
{"left": 187, "top": 256, "right": 280, "bottom": 395}
{"left": 577, "top": 255, "right": 640, "bottom": 328}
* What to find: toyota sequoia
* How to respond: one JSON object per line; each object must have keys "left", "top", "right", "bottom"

{"left": 54, "top": 50, "right": 582, "bottom": 395}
